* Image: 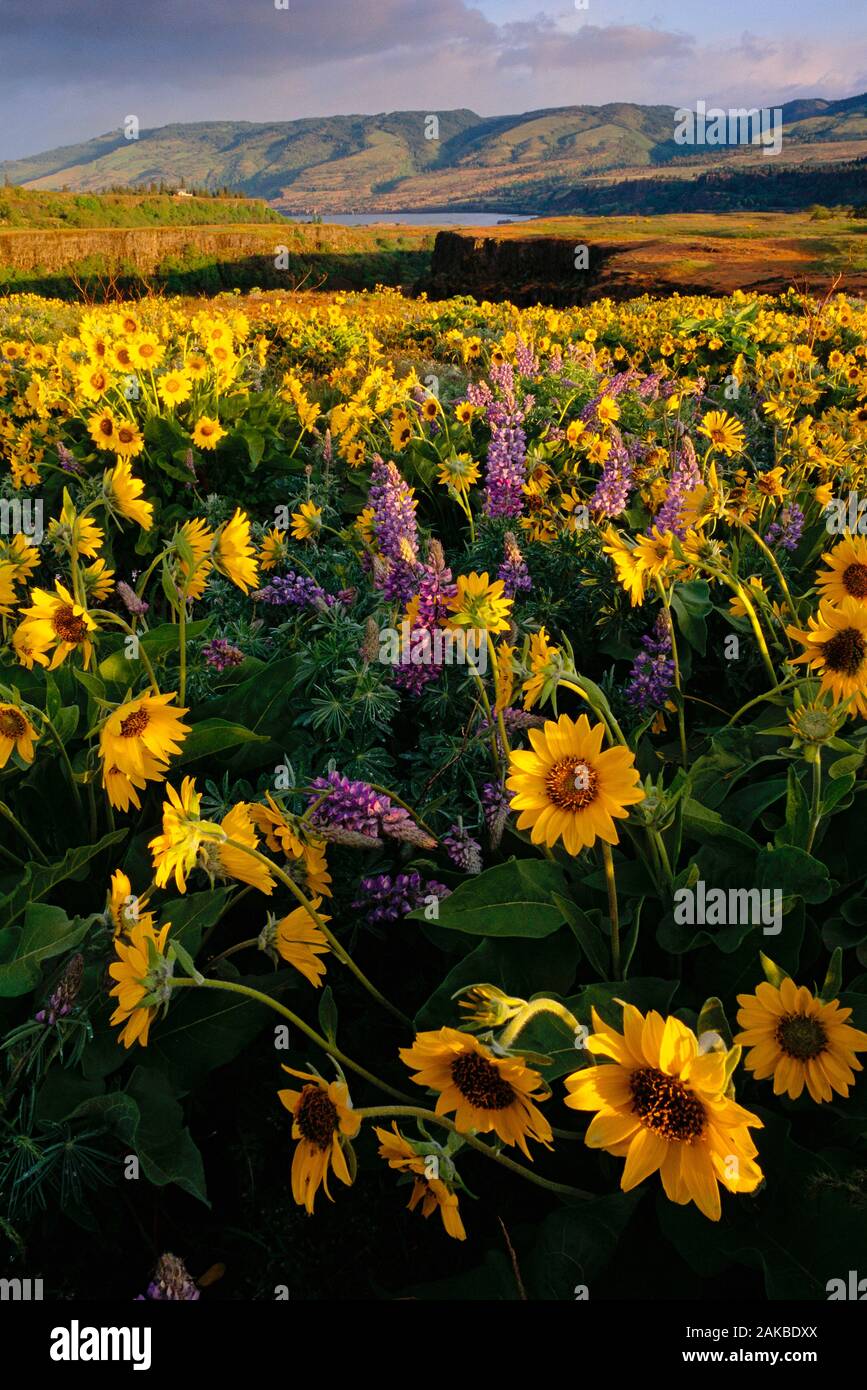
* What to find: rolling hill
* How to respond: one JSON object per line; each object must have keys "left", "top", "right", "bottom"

{"left": 1, "top": 96, "right": 866, "bottom": 214}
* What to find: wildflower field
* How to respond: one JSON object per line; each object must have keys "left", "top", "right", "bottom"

{"left": 2, "top": 281, "right": 867, "bottom": 1301}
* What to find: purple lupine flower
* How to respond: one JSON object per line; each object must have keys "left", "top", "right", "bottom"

{"left": 308, "top": 772, "right": 436, "bottom": 849}
{"left": 515, "top": 339, "right": 540, "bottom": 377}
{"left": 352, "top": 871, "right": 450, "bottom": 925}
{"left": 484, "top": 423, "right": 527, "bottom": 518}
{"left": 497, "top": 531, "right": 532, "bottom": 598}
{"left": 638, "top": 373, "right": 662, "bottom": 400}
{"left": 764, "top": 504, "right": 804, "bottom": 553}
{"left": 625, "top": 614, "right": 675, "bottom": 713}
{"left": 653, "top": 436, "right": 701, "bottom": 539}
{"left": 590, "top": 432, "right": 635, "bottom": 519}
{"left": 580, "top": 369, "right": 638, "bottom": 423}
{"left": 368, "top": 455, "right": 421, "bottom": 604}
{"left": 136, "top": 1254, "right": 200, "bottom": 1302}
{"left": 35, "top": 954, "right": 84, "bottom": 1026}
{"left": 202, "top": 637, "right": 245, "bottom": 671}
{"left": 253, "top": 571, "right": 335, "bottom": 610}
{"left": 116, "top": 580, "right": 149, "bottom": 616}
{"left": 57, "top": 443, "right": 86, "bottom": 476}
{"left": 441, "top": 824, "right": 483, "bottom": 874}
{"left": 481, "top": 780, "right": 510, "bottom": 849}
{"left": 394, "top": 541, "right": 457, "bottom": 695}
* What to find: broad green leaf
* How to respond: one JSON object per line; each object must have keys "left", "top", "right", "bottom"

{"left": 0, "top": 830, "right": 128, "bottom": 932}
{"left": 407, "top": 859, "right": 569, "bottom": 938}
{"left": 0, "top": 903, "right": 89, "bottom": 997}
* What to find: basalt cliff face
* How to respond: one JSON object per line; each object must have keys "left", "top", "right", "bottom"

{"left": 424, "top": 228, "right": 867, "bottom": 304}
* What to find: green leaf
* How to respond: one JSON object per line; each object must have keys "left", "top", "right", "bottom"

{"left": 125, "top": 1067, "right": 208, "bottom": 1204}
{"left": 526, "top": 1193, "right": 640, "bottom": 1299}
{"left": 0, "top": 830, "right": 128, "bottom": 932}
{"left": 755, "top": 845, "right": 832, "bottom": 905}
{"left": 776, "top": 766, "right": 810, "bottom": 849}
{"left": 407, "top": 859, "right": 569, "bottom": 938}
{"left": 175, "top": 718, "right": 267, "bottom": 765}
{"left": 0, "top": 903, "right": 89, "bottom": 997}
{"left": 553, "top": 893, "right": 609, "bottom": 978}
{"left": 682, "top": 799, "right": 761, "bottom": 853}
{"left": 317, "top": 985, "right": 338, "bottom": 1043}
{"left": 671, "top": 580, "right": 712, "bottom": 654}
{"left": 160, "top": 887, "right": 231, "bottom": 955}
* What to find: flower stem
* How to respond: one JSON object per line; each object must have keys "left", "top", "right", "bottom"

{"left": 91, "top": 610, "right": 161, "bottom": 695}
{"left": 220, "top": 839, "right": 412, "bottom": 1028}
{"left": 806, "top": 750, "right": 822, "bottom": 855}
{"left": 354, "top": 1105, "right": 591, "bottom": 1198}
{"left": 169, "top": 977, "right": 413, "bottom": 1102}
{"left": 498, "top": 998, "right": 580, "bottom": 1049}
{"left": 601, "top": 841, "right": 621, "bottom": 979}
{"left": 0, "top": 802, "right": 49, "bottom": 864}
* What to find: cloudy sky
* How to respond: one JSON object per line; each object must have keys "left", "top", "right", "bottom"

{"left": 1, "top": 0, "right": 865, "bottom": 161}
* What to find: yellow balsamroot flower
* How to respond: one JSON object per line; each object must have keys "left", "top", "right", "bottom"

{"left": 756, "top": 466, "right": 787, "bottom": 501}
{"left": 2, "top": 533, "right": 40, "bottom": 586}
{"left": 564, "top": 1004, "right": 763, "bottom": 1223}
{"left": 177, "top": 517, "right": 214, "bottom": 601}
{"left": 521, "top": 626, "right": 560, "bottom": 711}
{"left": 697, "top": 410, "right": 745, "bottom": 455}
{"left": 602, "top": 528, "right": 645, "bottom": 607}
{"left": 107, "top": 868, "right": 152, "bottom": 937}
{"left": 493, "top": 641, "right": 515, "bottom": 714}
{"left": 108, "top": 916, "right": 172, "bottom": 1049}
{"left": 83, "top": 558, "right": 115, "bottom": 603}
{"left": 814, "top": 482, "right": 834, "bottom": 507}
{"left": 185, "top": 352, "right": 209, "bottom": 381}
{"left": 113, "top": 419, "right": 145, "bottom": 460}
{"left": 191, "top": 415, "right": 226, "bottom": 451}
{"left": 278, "top": 1066, "right": 361, "bottom": 1214}
{"left": 290, "top": 501, "right": 323, "bottom": 541}
{"left": 149, "top": 776, "right": 222, "bottom": 893}
{"left": 400, "top": 1028, "right": 553, "bottom": 1158}
{"left": 157, "top": 370, "right": 193, "bottom": 407}
{"left": 99, "top": 691, "right": 190, "bottom": 785}
{"left": 216, "top": 801, "right": 275, "bottom": 894}
{"left": 130, "top": 332, "right": 165, "bottom": 371}
{"left": 437, "top": 453, "right": 480, "bottom": 493}
{"left": 259, "top": 526, "right": 288, "bottom": 571}
{"left": 103, "top": 458, "right": 153, "bottom": 530}
{"left": 375, "top": 1123, "right": 466, "bottom": 1241}
{"left": 454, "top": 401, "right": 475, "bottom": 425}
{"left": 507, "top": 712, "right": 645, "bottom": 855}
{"left": 103, "top": 759, "right": 153, "bottom": 814}
{"left": 215, "top": 509, "right": 258, "bottom": 593}
{"left": 0, "top": 703, "right": 37, "bottom": 767}
{"left": 48, "top": 499, "right": 104, "bottom": 560}
{"left": 271, "top": 900, "right": 331, "bottom": 987}
{"left": 76, "top": 364, "right": 115, "bottom": 401}
{"left": 787, "top": 597, "right": 867, "bottom": 718}
{"left": 735, "top": 979, "right": 867, "bottom": 1104}
{"left": 88, "top": 408, "right": 120, "bottom": 452}
{"left": 596, "top": 395, "right": 620, "bottom": 426}
{"left": 447, "top": 571, "right": 512, "bottom": 634}
{"left": 15, "top": 582, "right": 97, "bottom": 671}
{"left": 816, "top": 531, "right": 867, "bottom": 605}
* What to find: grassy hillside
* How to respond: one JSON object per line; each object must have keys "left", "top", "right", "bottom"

{"left": 0, "top": 187, "right": 284, "bottom": 228}
{"left": 2, "top": 97, "right": 865, "bottom": 214}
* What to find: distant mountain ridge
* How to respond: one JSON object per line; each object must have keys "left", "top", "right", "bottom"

{"left": 2, "top": 96, "right": 866, "bottom": 213}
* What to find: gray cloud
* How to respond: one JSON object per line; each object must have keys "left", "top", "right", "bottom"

{"left": 497, "top": 20, "right": 695, "bottom": 71}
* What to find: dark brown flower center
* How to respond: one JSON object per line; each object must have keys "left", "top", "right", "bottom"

{"left": 451, "top": 1050, "right": 515, "bottom": 1110}
{"left": 630, "top": 1067, "right": 706, "bottom": 1142}
{"left": 545, "top": 756, "right": 599, "bottom": 811}
{"left": 119, "top": 709, "right": 150, "bottom": 738}
{"left": 775, "top": 1013, "right": 827, "bottom": 1061}
{"left": 0, "top": 707, "right": 27, "bottom": 739}
{"left": 842, "top": 563, "right": 867, "bottom": 599}
{"left": 117, "top": 427, "right": 135, "bottom": 445}
{"left": 821, "top": 627, "right": 867, "bottom": 676}
{"left": 295, "top": 1084, "right": 338, "bottom": 1149}
{"left": 52, "top": 604, "right": 88, "bottom": 644}
{"left": 99, "top": 418, "right": 115, "bottom": 437}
